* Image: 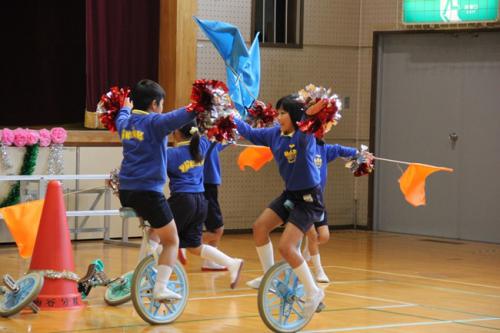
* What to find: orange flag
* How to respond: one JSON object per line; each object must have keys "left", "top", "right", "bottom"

{"left": 238, "top": 146, "right": 273, "bottom": 171}
{"left": 0, "top": 199, "right": 44, "bottom": 258}
{"left": 399, "top": 163, "right": 453, "bottom": 207}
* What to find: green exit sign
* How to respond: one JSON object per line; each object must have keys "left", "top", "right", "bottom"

{"left": 403, "top": 0, "right": 499, "bottom": 24}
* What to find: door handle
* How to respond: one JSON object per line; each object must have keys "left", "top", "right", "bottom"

{"left": 449, "top": 132, "right": 458, "bottom": 149}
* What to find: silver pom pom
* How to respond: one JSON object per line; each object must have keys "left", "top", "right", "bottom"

{"left": 0, "top": 143, "right": 13, "bottom": 170}
{"left": 48, "top": 144, "right": 64, "bottom": 175}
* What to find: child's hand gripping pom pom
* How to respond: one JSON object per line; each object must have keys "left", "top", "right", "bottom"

{"left": 246, "top": 100, "right": 278, "bottom": 128}
{"left": 187, "top": 79, "right": 240, "bottom": 143}
{"left": 345, "top": 145, "right": 374, "bottom": 177}
{"left": 98, "top": 87, "right": 131, "bottom": 132}
{"left": 296, "top": 84, "right": 343, "bottom": 139}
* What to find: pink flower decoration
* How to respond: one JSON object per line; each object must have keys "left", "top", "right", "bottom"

{"left": 13, "top": 128, "right": 28, "bottom": 147}
{"left": 39, "top": 129, "right": 51, "bottom": 147}
{"left": 1, "top": 128, "right": 14, "bottom": 146}
{"left": 26, "top": 130, "right": 40, "bottom": 145}
{"left": 50, "top": 127, "right": 67, "bottom": 144}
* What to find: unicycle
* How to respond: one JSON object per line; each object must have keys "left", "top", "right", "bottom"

{"left": 257, "top": 233, "right": 325, "bottom": 332}
{"left": 258, "top": 261, "right": 313, "bottom": 332}
{"left": 124, "top": 208, "right": 189, "bottom": 324}
{"left": 131, "top": 255, "right": 188, "bottom": 324}
{"left": 0, "top": 273, "right": 44, "bottom": 317}
{"left": 104, "top": 270, "right": 133, "bottom": 306}
{"left": 77, "top": 258, "right": 133, "bottom": 306}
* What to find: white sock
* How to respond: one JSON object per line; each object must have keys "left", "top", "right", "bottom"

{"left": 149, "top": 240, "right": 159, "bottom": 252}
{"left": 154, "top": 265, "right": 173, "bottom": 290}
{"left": 311, "top": 254, "right": 322, "bottom": 271}
{"left": 256, "top": 242, "right": 274, "bottom": 273}
{"left": 200, "top": 244, "right": 235, "bottom": 267}
{"left": 293, "top": 261, "right": 319, "bottom": 297}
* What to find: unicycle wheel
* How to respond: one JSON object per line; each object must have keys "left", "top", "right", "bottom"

{"left": 131, "top": 255, "right": 189, "bottom": 324}
{"left": 258, "top": 261, "right": 312, "bottom": 332}
{"left": 0, "top": 273, "right": 44, "bottom": 317}
{"left": 104, "top": 270, "right": 133, "bottom": 306}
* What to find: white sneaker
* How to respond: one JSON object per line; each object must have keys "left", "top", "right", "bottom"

{"left": 315, "top": 269, "right": 330, "bottom": 283}
{"left": 302, "top": 247, "right": 311, "bottom": 262}
{"left": 153, "top": 286, "right": 182, "bottom": 301}
{"left": 228, "top": 258, "right": 244, "bottom": 289}
{"left": 201, "top": 260, "right": 228, "bottom": 272}
{"left": 303, "top": 288, "right": 325, "bottom": 318}
{"left": 246, "top": 276, "right": 263, "bottom": 289}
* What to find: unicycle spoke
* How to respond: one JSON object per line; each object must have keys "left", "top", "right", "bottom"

{"left": 291, "top": 303, "right": 304, "bottom": 319}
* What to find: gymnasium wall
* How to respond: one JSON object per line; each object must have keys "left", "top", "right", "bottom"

{"left": 196, "top": 0, "right": 500, "bottom": 230}
{"left": 197, "top": 0, "right": 365, "bottom": 229}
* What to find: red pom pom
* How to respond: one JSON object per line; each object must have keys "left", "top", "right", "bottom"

{"left": 203, "top": 115, "right": 238, "bottom": 143}
{"left": 187, "top": 79, "right": 229, "bottom": 113}
{"left": 187, "top": 79, "right": 238, "bottom": 143}
{"left": 297, "top": 98, "right": 339, "bottom": 139}
{"left": 98, "top": 86, "right": 130, "bottom": 132}
{"left": 246, "top": 100, "right": 278, "bottom": 128}
{"left": 346, "top": 146, "right": 374, "bottom": 177}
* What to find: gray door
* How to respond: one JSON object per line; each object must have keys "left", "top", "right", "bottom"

{"left": 374, "top": 31, "right": 500, "bottom": 243}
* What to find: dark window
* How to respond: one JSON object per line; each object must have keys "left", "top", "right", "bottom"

{"left": 252, "top": 0, "right": 304, "bottom": 48}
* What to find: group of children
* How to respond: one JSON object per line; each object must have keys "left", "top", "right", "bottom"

{"left": 116, "top": 79, "right": 359, "bottom": 318}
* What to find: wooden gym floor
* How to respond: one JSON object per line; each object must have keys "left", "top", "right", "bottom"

{"left": 0, "top": 231, "right": 499, "bottom": 333}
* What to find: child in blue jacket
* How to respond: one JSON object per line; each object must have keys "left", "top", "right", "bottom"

{"left": 167, "top": 121, "right": 244, "bottom": 289}
{"left": 117, "top": 79, "right": 195, "bottom": 301}
{"left": 235, "top": 94, "right": 326, "bottom": 318}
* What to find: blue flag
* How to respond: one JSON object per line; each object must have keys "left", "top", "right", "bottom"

{"left": 194, "top": 17, "right": 260, "bottom": 117}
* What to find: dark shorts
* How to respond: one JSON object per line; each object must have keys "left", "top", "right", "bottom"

{"left": 203, "top": 183, "right": 224, "bottom": 232}
{"left": 268, "top": 185, "right": 325, "bottom": 234}
{"left": 168, "top": 192, "right": 208, "bottom": 248}
{"left": 119, "top": 190, "right": 174, "bottom": 229}
{"left": 314, "top": 210, "right": 328, "bottom": 228}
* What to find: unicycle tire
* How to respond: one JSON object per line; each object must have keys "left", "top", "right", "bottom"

{"left": 258, "top": 261, "right": 312, "bottom": 332}
{"left": 131, "top": 255, "right": 189, "bottom": 324}
{"left": 0, "top": 273, "right": 44, "bottom": 317}
{"left": 104, "top": 270, "right": 133, "bottom": 306}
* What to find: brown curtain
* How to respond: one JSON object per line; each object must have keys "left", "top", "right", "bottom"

{"left": 0, "top": 1, "right": 85, "bottom": 126}
{"left": 85, "top": 0, "right": 160, "bottom": 111}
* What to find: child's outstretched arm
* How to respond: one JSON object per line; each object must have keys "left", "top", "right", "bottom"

{"left": 234, "top": 118, "right": 274, "bottom": 147}
{"left": 152, "top": 107, "right": 197, "bottom": 139}
{"left": 325, "top": 144, "right": 358, "bottom": 163}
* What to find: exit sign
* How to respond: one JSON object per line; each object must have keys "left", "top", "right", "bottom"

{"left": 403, "top": 0, "right": 499, "bottom": 24}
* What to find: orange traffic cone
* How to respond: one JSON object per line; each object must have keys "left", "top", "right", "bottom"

{"left": 29, "top": 181, "right": 84, "bottom": 310}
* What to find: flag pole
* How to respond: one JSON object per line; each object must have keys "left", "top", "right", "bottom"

{"left": 374, "top": 157, "right": 454, "bottom": 172}
{"left": 232, "top": 143, "right": 268, "bottom": 149}
{"left": 373, "top": 156, "right": 411, "bottom": 165}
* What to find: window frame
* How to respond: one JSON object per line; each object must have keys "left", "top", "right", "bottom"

{"left": 251, "top": 0, "right": 304, "bottom": 49}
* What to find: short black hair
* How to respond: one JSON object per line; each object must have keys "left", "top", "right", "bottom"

{"left": 276, "top": 94, "right": 305, "bottom": 129}
{"left": 130, "top": 79, "right": 165, "bottom": 111}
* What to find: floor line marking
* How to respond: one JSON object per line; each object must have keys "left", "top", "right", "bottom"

{"left": 301, "top": 317, "right": 500, "bottom": 332}
{"left": 325, "top": 290, "right": 415, "bottom": 305}
{"left": 366, "top": 303, "right": 417, "bottom": 309}
{"left": 325, "top": 265, "right": 500, "bottom": 290}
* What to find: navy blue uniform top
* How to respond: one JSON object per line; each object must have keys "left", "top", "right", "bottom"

{"left": 116, "top": 107, "right": 195, "bottom": 193}
{"left": 235, "top": 118, "right": 320, "bottom": 191}
{"left": 203, "top": 142, "right": 229, "bottom": 185}
{"left": 167, "top": 136, "right": 211, "bottom": 193}
{"left": 315, "top": 142, "right": 358, "bottom": 192}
